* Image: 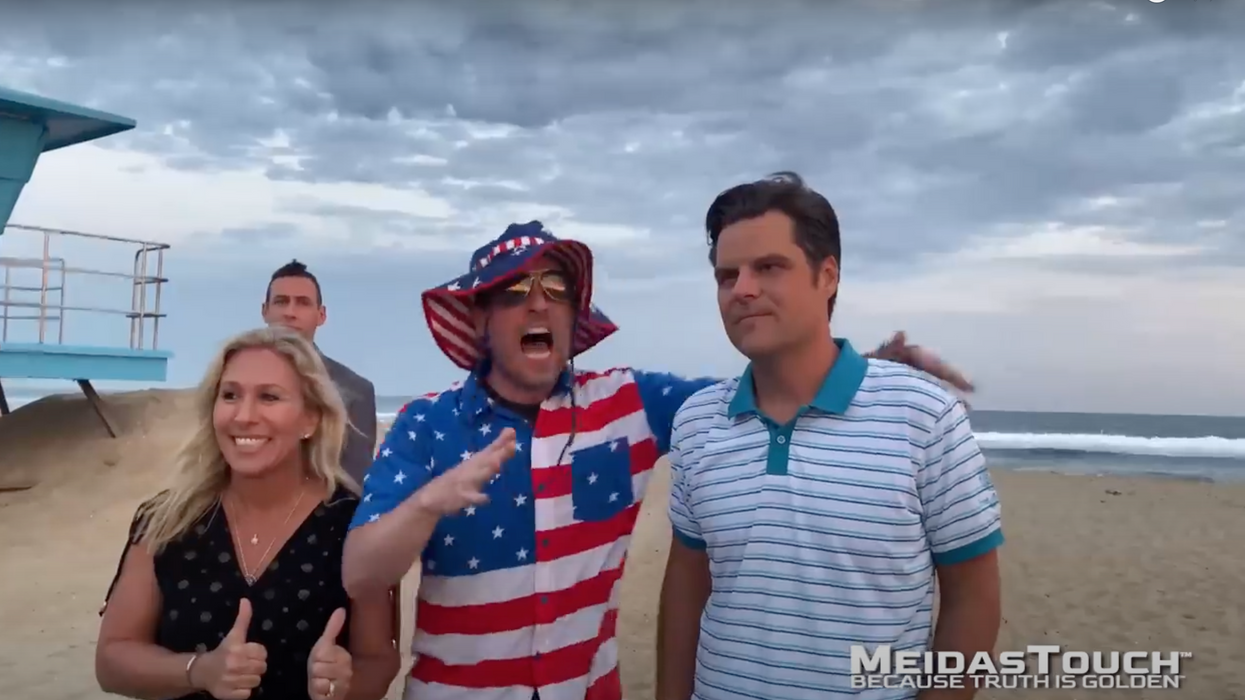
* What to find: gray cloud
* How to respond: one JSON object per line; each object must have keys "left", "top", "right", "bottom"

{"left": 3, "top": 0, "right": 1245, "bottom": 412}
{"left": 218, "top": 222, "right": 302, "bottom": 245}
{"left": 6, "top": 0, "right": 1244, "bottom": 273}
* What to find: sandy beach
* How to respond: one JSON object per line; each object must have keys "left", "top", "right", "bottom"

{"left": 1, "top": 389, "right": 1241, "bottom": 699}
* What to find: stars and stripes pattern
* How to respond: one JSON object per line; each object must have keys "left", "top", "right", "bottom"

{"left": 351, "top": 366, "right": 719, "bottom": 700}
{"left": 420, "top": 221, "right": 618, "bottom": 371}
{"left": 476, "top": 230, "right": 552, "bottom": 269}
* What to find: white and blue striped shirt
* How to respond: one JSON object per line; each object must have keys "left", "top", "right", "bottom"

{"left": 668, "top": 339, "right": 1004, "bottom": 700}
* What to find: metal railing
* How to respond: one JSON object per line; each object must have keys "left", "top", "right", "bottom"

{"left": 0, "top": 224, "right": 170, "bottom": 350}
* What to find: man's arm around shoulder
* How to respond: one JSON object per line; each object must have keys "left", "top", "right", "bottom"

{"left": 632, "top": 370, "right": 724, "bottom": 455}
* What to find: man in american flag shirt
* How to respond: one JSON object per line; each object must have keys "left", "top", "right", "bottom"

{"left": 341, "top": 221, "right": 974, "bottom": 700}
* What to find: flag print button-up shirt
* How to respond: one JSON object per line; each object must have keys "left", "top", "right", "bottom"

{"left": 350, "top": 366, "right": 717, "bottom": 700}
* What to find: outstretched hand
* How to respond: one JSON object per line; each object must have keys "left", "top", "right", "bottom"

{"left": 412, "top": 428, "right": 518, "bottom": 516}
{"left": 866, "top": 331, "right": 975, "bottom": 395}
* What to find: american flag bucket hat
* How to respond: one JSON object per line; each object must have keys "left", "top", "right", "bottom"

{"left": 420, "top": 221, "right": 619, "bottom": 370}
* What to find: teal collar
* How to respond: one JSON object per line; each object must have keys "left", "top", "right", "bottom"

{"left": 728, "top": 338, "right": 868, "bottom": 419}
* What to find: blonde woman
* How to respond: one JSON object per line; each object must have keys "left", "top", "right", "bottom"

{"left": 96, "top": 327, "right": 400, "bottom": 700}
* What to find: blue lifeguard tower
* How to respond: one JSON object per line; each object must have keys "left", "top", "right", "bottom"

{"left": 0, "top": 86, "right": 171, "bottom": 436}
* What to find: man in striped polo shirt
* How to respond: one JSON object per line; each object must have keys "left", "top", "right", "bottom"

{"left": 658, "top": 173, "right": 1004, "bottom": 700}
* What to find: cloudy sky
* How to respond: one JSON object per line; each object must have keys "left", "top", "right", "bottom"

{"left": 2, "top": 0, "right": 1243, "bottom": 415}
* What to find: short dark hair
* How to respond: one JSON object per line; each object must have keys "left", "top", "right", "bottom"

{"left": 704, "top": 171, "right": 841, "bottom": 318}
{"left": 266, "top": 259, "right": 323, "bottom": 306}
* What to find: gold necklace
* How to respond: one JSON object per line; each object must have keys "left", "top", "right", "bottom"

{"left": 229, "top": 482, "right": 308, "bottom": 585}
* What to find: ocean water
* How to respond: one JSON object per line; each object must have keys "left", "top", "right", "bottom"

{"left": 373, "top": 397, "right": 1245, "bottom": 484}
{"left": 6, "top": 390, "right": 1245, "bottom": 483}
{"left": 968, "top": 410, "right": 1245, "bottom": 483}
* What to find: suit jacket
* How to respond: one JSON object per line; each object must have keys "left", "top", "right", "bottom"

{"left": 319, "top": 351, "right": 378, "bottom": 485}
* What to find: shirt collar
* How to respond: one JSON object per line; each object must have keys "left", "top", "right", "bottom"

{"left": 728, "top": 338, "right": 868, "bottom": 419}
{"left": 460, "top": 360, "right": 573, "bottom": 418}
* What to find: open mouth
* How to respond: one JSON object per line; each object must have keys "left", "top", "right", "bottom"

{"left": 520, "top": 327, "right": 554, "bottom": 359}
{"left": 232, "top": 437, "right": 270, "bottom": 454}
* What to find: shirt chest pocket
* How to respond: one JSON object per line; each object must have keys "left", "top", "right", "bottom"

{"left": 570, "top": 437, "right": 634, "bottom": 522}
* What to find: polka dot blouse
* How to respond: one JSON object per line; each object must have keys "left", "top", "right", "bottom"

{"left": 105, "top": 487, "right": 359, "bottom": 700}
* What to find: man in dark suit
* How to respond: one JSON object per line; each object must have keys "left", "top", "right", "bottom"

{"left": 262, "top": 260, "right": 378, "bottom": 484}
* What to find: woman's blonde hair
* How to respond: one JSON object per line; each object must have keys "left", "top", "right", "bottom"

{"left": 138, "top": 326, "right": 358, "bottom": 553}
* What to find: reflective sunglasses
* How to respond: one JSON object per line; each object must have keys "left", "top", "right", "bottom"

{"left": 491, "top": 270, "right": 574, "bottom": 307}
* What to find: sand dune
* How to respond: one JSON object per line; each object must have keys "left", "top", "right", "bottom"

{"left": 1, "top": 389, "right": 1242, "bottom": 699}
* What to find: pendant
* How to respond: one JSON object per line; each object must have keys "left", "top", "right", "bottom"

{"left": 244, "top": 574, "right": 256, "bottom": 585}
{"left": 250, "top": 534, "right": 259, "bottom": 545}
